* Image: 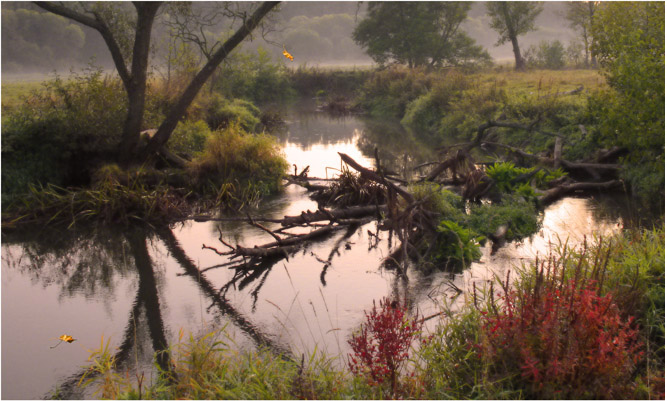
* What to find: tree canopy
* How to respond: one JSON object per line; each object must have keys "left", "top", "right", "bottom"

{"left": 353, "top": 2, "right": 490, "bottom": 68}
{"left": 486, "top": 2, "right": 543, "bottom": 70}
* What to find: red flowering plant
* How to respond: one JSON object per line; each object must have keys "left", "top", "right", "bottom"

{"left": 477, "top": 254, "right": 643, "bottom": 399}
{"left": 347, "top": 298, "right": 422, "bottom": 396}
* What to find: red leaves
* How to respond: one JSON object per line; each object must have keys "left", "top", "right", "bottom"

{"left": 347, "top": 298, "right": 422, "bottom": 394}
{"left": 479, "top": 276, "right": 641, "bottom": 398}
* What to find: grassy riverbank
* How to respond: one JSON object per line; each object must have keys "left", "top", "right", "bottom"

{"left": 78, "top": 225, "right": 664, "bottom": 400}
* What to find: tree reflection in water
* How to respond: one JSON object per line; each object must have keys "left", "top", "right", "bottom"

{"left": 3, "top": 224, "right": 293, "bottom": 399}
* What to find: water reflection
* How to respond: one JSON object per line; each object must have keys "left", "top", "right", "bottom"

{"left": 1, "top": 224, "right": 289, "bottom": 399}
{"left": 280, "top": 106, "right": 434, "bottom": 179}
{"left": 1, "top": 107, "right": 634, "bottom": 399}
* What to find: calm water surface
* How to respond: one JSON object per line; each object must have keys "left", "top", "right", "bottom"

{"left": 1, "top": 107, "right": 629, "bottom": 399}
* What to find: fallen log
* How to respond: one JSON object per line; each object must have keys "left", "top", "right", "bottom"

{"left": 281, "top": 204, "right": 386, "bottom": 227}
{"left": 539, "top": 180, "right": 623, "bottom": 207}
{"left": 235, "top": 244, "right": 299, "bottom": 259}
{"left": 482, "top": 141, "right": 621, "bottom": 176}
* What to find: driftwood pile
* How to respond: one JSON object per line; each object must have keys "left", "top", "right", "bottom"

{"left": 199, "top": 120, "right": 625, "bottom": 274}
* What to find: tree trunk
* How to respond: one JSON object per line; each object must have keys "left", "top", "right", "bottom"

{"left": 144, "top": 1, "right": 279, "bottom": 159}
{"left": 118, "top": 2, "right": 162, "bottom": 166}
{"left": 510, "top": 35, "right": 525, "bottom": 71}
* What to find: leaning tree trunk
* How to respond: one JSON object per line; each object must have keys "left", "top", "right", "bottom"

{"left": 510, "top": 35, "right": 525, "bottom": 71}
{"left": 143, "top": 1, "right": 279, "bottom": 159}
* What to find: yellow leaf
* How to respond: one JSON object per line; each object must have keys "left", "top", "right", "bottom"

{"left": 59, "top": 334, "right": 76, "bottom": 343}
{"left": 282, "top": 45, "right": 294, "bottom": 61}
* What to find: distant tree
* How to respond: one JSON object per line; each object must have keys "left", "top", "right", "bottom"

{"left": 33, "top": 1, "right": 279, "bottom": 166}
{"left": 353, "top": 2, "right": 490, "bottom": 68}
{"left": 563, "top": 2, "right": 596, "bottom": 67}
{"left": 486, "top": 2, "right": 543, "bottom": 71}
{"left": 566, "top": 38, "right": 584, "bottom": 67}
{"left": 524, "top": 40, "right": 565, "bottom": 70}
{"left": 1, "top": 8, "right": 85, "bottom": 72}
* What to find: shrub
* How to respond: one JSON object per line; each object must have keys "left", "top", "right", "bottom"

{"left": 467, "top": 195, "right": 540, "bottom": 241}
{"left": 187, "top": 122, "right": 288, "bottom": 209}
{"left": 213, "top": 47, "right": 296, "bottom": 104}
{"left": 434, "top": 220, "right": 484, "bottom": 270}
{"left": 480, "top": 262, "right": 642, "bottom": 398}
{"left": 524, "top": 40, "right": 566, "bottom": 70}
{"left": 166, "top": 120, "right": 212, "bottom": 156}
{"left": 408, "top": 183, "right": 465, "bottom": 221}
{"left": 204, "top": 95, "right": 261, "bottom": 133}
{"left": 288, "top": 66, "right": 371, "bottom": 98}
{"left": 1, "top": 67, "right": 126, "bottom": 199}
{"left": 356, "top": 67, "right": 434, "bottom": 118}
{"left": 348, "top": 298, "right": 422, "bottom": 396}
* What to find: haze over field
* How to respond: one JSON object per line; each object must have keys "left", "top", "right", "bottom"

{"left": 2, "top": 1, "right": 579, "bottom": 76}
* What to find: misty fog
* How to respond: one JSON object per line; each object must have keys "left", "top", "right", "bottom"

{"left": 2, "top": 1, "right": 580, "bottom": 78}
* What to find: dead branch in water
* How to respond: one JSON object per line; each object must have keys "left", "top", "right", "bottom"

{"left": 338, "top": 152, "right": 415, "bottom": 203}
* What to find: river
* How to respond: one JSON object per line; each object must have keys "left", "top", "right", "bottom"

{"left": 1, "top": 105, "right": 631, "bottom": 399}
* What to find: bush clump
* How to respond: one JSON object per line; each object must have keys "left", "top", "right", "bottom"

{"left": 187, "top": 122, "right": 288, "bottom": 208}
{"left": 203, "top": 95, "right": 261, "bottom": 133}
{"left": 166, "top": 120, "right": 212, "bottom": 156}
{"left": 2, "top": 67, "right": 126, "bottom": 203}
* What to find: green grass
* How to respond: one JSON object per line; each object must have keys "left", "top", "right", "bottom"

{"left": 1, "top": 80, "right": 45, "bottom": 110}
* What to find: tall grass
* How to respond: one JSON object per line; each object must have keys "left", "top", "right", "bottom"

{"left": 2, "top": 165, "right": 190, "bottom": 228}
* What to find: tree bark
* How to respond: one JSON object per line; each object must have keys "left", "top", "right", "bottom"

{"left": 119, "top": 2, "right": 162, "bottom": 166}
{"left": 144, "top": 1, "right": 280, "bottom": 159}
{"left": 510, "top": 35, "right": 526, "bottom": 71}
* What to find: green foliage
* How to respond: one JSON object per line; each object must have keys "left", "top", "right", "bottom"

{"left": 187, "top": 122, "right": 288, "bottom": 209}
{"left": 591, "top": 2, "right": 665, "bottom": 211}
{"left": 204, "top": 95, "right": 261, "bottom": 133}
{"left": 214, "top": 48, "right": 295, "bottom": 104}
{"left": 486, "top": 162, "right": 566, "bottom": 200}
{"left": 467, "top": 195, "right": 540, "bottom": 241}
{"left": 435, "top": 220, "right": 484, "bottom": 269}
{"left": 1, "top": 67, "right": 127, "bottom": 200}
{"left": 167, "top": 120, "right": 212, "bottom": 156}
{"left": 287, "top": 66, "right": 371, "bottom": 98}
{"left": 409, "top": 183, "right": 465, "bottom": 221}
{"left": 353, "top": 2, "right": 490, "bottom": 68}
{"left": 87, "top": 329, "right": 348, "bottom": 400}
{"left": 524, "top": 40, "right": 566, "bottom": 70}
{"left": 356, "top": 67, "right": 435, "bottom": 118}
{"left": 418, "top": 307, "right": 502, "bottom": 399}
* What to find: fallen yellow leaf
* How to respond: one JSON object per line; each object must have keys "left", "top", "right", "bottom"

{"left": 59, "top": 334, "right": 76, "bottom": 343}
